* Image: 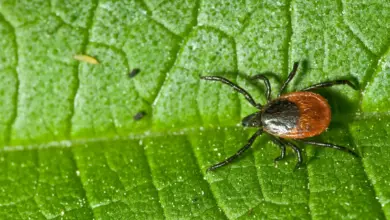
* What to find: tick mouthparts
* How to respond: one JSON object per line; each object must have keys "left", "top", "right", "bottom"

{"left": 242, "top": 112, "right": 262, "bottom": 127}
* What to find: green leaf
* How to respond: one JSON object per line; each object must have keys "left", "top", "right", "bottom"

{"left": 0, "top": 0, "right": 389, "bottom": 219}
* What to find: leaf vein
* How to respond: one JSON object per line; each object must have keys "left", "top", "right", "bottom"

{"left": 346, "top": 127, "right": 387, "bottom": 219}
{"left": 150, "top": 34, "right": 187, "bottom": 107}
{"left": 284, "top": 0, "right": 293, "bottom": 78}
{"left": 337, "top": 0, "right": 375, "bottom": 56}
{"left": 0, "top": 13, "right": 20, "bottom": 145}
{"left": 142, "top": 143, "right": 167, "bottom": 219}
{"left": 360, "top": 46, "right": 390, "bottom": 96}
{"left": 66, "top": 0, "right": 99, "bottom": 138}
{"left": 184, "top": 135, "right": 229, "bottom": 219}
{"left": 69, "top": 148, "right": 96, "bottom": 218}
{"left": 149, "top": 0, "right": 199, "bottom": 108}
{"left": 137, "top": 0, "right": 181, "bottom": 38}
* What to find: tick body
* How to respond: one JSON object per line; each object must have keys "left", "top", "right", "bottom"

{"left": 201, "top": 62, "right": 359, "bottom": 171}
{"left": 260, "top": 91, "right": 331, "bottom": 139}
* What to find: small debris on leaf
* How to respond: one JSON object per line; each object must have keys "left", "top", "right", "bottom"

{"left": 133, "top": 111, "right": 146, "bottom": 121}
{"left": 128, "top": 68, "right": 141, "bottom": 78}
{"left": 73, "top": 54, "right": 99, "bottom": 64}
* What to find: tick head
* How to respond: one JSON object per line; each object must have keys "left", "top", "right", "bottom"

{"left": 242, "top": 112, "right": 262, "bottom": 127}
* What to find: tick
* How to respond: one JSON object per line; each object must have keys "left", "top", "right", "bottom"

{"left": 201, "top": 62, "right": 359, "bottom": 172}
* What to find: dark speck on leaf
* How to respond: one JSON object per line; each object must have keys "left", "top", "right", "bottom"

{"left": 192, "top": 197, "right": 198, "bottom": 203}
{"left": 133, "top": 111, "right": 146, "bottom": 121}
{"left": 129, "top": 68, "right": 141, "bottom": 78}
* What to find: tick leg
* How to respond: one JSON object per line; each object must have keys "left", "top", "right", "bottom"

{"left": 281, "top": 140, "right": 303, "bottom": 170}
{"left": 278, "top": 62, "right": 299, "bottom": 96}
{"left": 201, "top": 76, "right": 261, "bottom": 109}
{"left": 269, "top": 136, "right": 286, "bottom": 163}
{"left": 207, "top": 130, "right": 263, "bottom": 172}
{"left": 297, "top": 140, "right": 359, "bottom": 157}
{"left": 301, "top": 80, "right": 358, "bottom": 91}
{"left": 251, "top": 75, "right": 271, "bottom": 102}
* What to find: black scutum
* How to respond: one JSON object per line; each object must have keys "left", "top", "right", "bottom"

{"left": 261, "top": 99, "right": 300, "bottom": 135}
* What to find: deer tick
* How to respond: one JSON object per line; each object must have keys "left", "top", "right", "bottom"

{"left": 201, "top": 62, "right": 359, "bottom": 172}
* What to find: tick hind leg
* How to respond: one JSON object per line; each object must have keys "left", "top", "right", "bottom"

{"left": 269, "top": 136, "right": 286, "bottom": 165}
{"left": 297, "top": 140, "right": 359, "bottom": 158}
{"left": 301, "top": 79, "right": 358, "bottom": 91}
{"left": 201, "top": 76, "right": 261, "bottom": 109}
{"left": 207, "top": 130, "right": 263, "bottom": 172}
{"left": 270, "top": 137, "right": 302, "bottom": 170}
{"left": 281, "top": 140, "right": 303, "bottom": 170}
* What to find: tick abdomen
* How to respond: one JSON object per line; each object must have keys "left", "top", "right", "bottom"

{"left": 262, "top": 91, "right": 331, "bottom": 139}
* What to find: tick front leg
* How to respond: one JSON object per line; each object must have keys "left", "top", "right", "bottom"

{"left": 201, "top": 76, "right": 262, "bottom": 109}
{"left": 251, "top": 74, "right": 272, "bottom": 102}
{"left": 278, "top": 62, "right": 300, "bottom": 96}
{"left": 207, "top": 130, "right": 263, "bottom": 172}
